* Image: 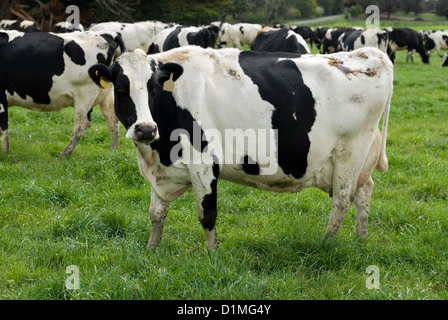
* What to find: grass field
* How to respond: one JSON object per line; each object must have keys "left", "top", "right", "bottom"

{"left": 1, "top": 19, "right": 448, "bottom": 300}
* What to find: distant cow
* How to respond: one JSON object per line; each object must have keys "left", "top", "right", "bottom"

{"left": 424, "top": 30, "right": 448, "bottom": 57}
{"left": 386, "top": 27, "right": 429, "bottom": 64}
{"left": 148, "top": 25, "right": 215, "bottom": 53}
{"left": 291, "top": 26, "right": 316, "bottom": 48}
{"left": 337, "top": 29, "right": 389, "bottom": 53}
{"left": 0, "top": 30, "right": 125, "bottom": 157}
{"left": 89, "top": 46, "right": 393, "bottom": 248}
{"left": 54, "top": 21, "right": 85, "bottom": 33}
{"left": 0, "top": 19, "right": 39, "bottom": 32}
{"left": 219, "top": 23, "right": 263, "bottom": 49}
{"left": 251, "top": 27, "right": 310, "bottom": 54}
{"left": 322, "top": 27, "right": 364, "bottom": 54}
{"left": 315, "top": 27, "right": 329, "bottom": 52}
{"left": 89, "top": 21, "right": 167, "bottom": 51}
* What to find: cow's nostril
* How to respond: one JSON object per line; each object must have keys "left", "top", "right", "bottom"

{"left": 134, "top": 123, "right": 157, "bottom": 142}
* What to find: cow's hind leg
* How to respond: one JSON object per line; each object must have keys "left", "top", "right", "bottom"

{"left": 354, "top": 177, "right": 374, "bottom": 239}
{"left": 99, "top": 89, "right": 119, "bottom": 151}
{"left": 0, "top": 91, "right": 9, "bottom": 154}
{"left": 59, "top": 97, "right": 96, "bottom": 158}
{"left": 323, "top": 140, "right": 372, "bottom": 240}
{"left": 148, "top": 188, "right": 170, "bottom": 249}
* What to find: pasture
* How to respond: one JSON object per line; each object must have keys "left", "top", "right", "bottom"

{"left": 1, "top": 19, "right": 448, "bottom": 300}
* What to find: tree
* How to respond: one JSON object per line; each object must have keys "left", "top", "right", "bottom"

{"left": 162, "top": 0, "right": 234, "bottom": 25}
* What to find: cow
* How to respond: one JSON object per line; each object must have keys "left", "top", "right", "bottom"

{"left": 219, "top": 23, "right": 263, "bottom": 49}
{"left": 0, "top": 30, "right": 125, "bottom": 157}
{"left": 424, "top": 30, "right": 448, "bottom": 58}
{"left": 89, "top": 46, "right": 393, "bottom": 249}
{"left": 89, "top": 21, "right": 168, "bottom": 51}
{"left": 147, "top": 25, "right": 216, "bottom": 54}
{"left": 251, "top": 27, "right": 310, "bottom": 54}
{"left": 0, "top": 19, "right": 39, "bottom": 32}
{"left": 315, "top": 27, "right": 329, "bottom": 52}
{"left": 336, "top": 29, "right": 389, "bottom": 53}
{"left": 291, "top": 26, "right": 317, "bottom": 48}
{"left": 54, "top": 21, "right": 85, "bottom": 33}
{"left": 322, "top": 27, "right": 364, "bottom": 54}
{"left": 386, "top": 27, "right": 429, "bottom": 64}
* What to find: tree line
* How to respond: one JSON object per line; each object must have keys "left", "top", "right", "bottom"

{"left": 1, "top": 0, "right": 447, "bottom": 31}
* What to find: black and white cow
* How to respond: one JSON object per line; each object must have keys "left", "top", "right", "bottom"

{"left": 0, "top": 19, "right": 40, "bottom": 32}
{"left": 322, "top": 27, "right": 364, "bottom": 54}
{"left": 424, "top": 30, "right": 448, "bottom": 58}
{"left": 291, "top": 26, "right": 317, "bottom": 48}
{"left": 219, "top": 23, "right": 263, "bottom": 49}
{"left": 251, "top": 27, "right": 310, "bottom": 54}
{"left": 0, "top": 30, "right": 125, "bottom": 157}
{"left": 89, "top": 21, "right": 168, "bottom": 51}
{"left": 336, "top": 29, "right": 389, "bottom": 53}
{"left": 315, "top": 27, "right": 329, "bottom": 52}
{"left": 54, "top": 21, "right": 85, "bottom": 33}
{"left": 147, "top": 25, "right": 216, "bottom": 54}
{"left": 386, "top": 27, "right": 429, "bottom": 64}
{"left": 89, "top": 46, "right": 393, "bottom": 249}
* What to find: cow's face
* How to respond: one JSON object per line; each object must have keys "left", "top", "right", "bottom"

{"left": 89, "top": 49, "right": 183, "bottom": 145}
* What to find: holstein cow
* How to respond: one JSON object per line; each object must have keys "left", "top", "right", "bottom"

{"left": 386, "top": 27, "right": 429, "bottom": 64}
{"left": 291, "top": 26, "right": 317, "bottom": 48}
{"left": 0, "top": 19, "right": 39, "bottom": 32}
{"left": 0, "top": 30, "right": 125, "bottom": 157}
{"left": 148, "top": 25, "right": 216, "bottom": 53}
{"left": 89, "top": 46, "right": 393, "bottom": 249}
{"left": 251, "top": 27, "right": 310, "bottom": 54}
{"left": 89, "top": 21, "right": 168, "bottom": 51}
{"left": 219, "top": 23, "right": 263, "bottom": 49}
{"left": 424, "top": 30, "right": 448, "bottom": 58}
{"left": 322, "top": 27, "right": 364, "bottom": 54}
{"left": 315, "top": 27, "right": 329, "bottom": 52}
{"left": 337, "top": 29, "right": 389, "bottom": 53}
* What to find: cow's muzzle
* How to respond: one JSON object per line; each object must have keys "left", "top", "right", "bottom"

{"left": 134, "top": 123, "right": 158, "bottom": 143}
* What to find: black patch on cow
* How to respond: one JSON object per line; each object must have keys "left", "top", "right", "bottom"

{"left": 162, "top": 26, "right": 182, "bottom": 52}
{"left": 186, "top": 28, "right": 212, "bottom": 48}
{"left": 64, "top": 40, "right": 86, "bottom": 65}
{"left": 0, "top": 90, "right": 8, "bottom": 131}
{"left": 99, "top": 33, "right": 124, "bottom": 65}
{"left": 87, "top": 108, "right": 93, "bottom": 122}
{"left": 251, "top": 28, "right": 308, "bottom": 54}
{"left": 110, "top": 64, "right": 138, "bottom": 130}
{"left": 148, "top": 43, "right": 160, "bottom": 54}
{"left": 96, "top": 52, "right": 106, "bottom": 64}
{"left": 360, "top": 35, "right": 365, "bottom": 45}
{"left": 238, "top": 51, "right": 316, "bottom": 179}
{"left": 239, "top": 26, "right": 244, "bottom": 35}
{"left": 0, "top": 32, "right": 65, "bottom": 104}
{"left": 200, "top": 162, "right": 220, "bottom": 231}
{"left": 241, "top": 155, "right": 260, "bottom": 175}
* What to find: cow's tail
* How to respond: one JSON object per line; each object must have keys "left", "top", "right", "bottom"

{"left": 376, "top": 91, "right": 391, "bottom": 173}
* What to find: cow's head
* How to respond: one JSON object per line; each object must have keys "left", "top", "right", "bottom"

{"left": 89, "top": 49, "right": 183, "bottom": 145}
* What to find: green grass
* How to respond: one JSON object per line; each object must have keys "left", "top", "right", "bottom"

{"left": 1, "top": 43, "right": 448, "bottom": 299}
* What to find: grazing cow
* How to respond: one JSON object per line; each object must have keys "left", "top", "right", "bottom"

{"left": 219, "top": 23, "right": 263, "bottom": 49}
{"left": 89, "top": 21, "right": 167, "bottom": 51}
{"left": 291, "top": 26, "right": 317, "bottom": 48}
{"left": 147, "top": 25, "right": 215, "bottom": 54}
{"left": 424, "top": 30, "right": 448, "bottom": 57}
{"left": 89, "top": 46, "right": 392, "bottom": 249}
{"left": 0, "top": 19, "right": 39, "bottom": 32}
{"left": 315, "top": 27, "right": 329, "bottom": 52}
{"left": 0, "top": 30, "right": 125, "bottom": 157}
{"left": 337, "top": 29, "right": 389, "bottom": 53}
{"left": 386, "top": 27, "right": 429, "bottom": 64}
{"left": 322, "top": 27, "right": 364, "bottom": 54}
{"left": 54, "top": 21, "right": 85, "bottom": 33}
{"left": 251, "top": 27, "right": 310, "bottom": 54}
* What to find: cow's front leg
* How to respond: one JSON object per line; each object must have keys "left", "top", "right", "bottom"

{"left": 191, "top": 164, "right": 220, "bottom": 249}
{"left": 148, "top": 188, "right": 170, "bottom": 249}
{"left": 99, "top": 89, "right": 119, "bottom": 151}
{"left": 0, "top": 91, "right": 9, "bottom": 154}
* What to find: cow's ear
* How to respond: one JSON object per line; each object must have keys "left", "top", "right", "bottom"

{"left": 88, "top": 63, "right": 113, "bottom": 89}
{"left": 157, "top": 63, "right": 183, "bottom": 93}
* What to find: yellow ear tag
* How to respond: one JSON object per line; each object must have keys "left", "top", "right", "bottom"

{"left": 99, "top": 77, "right": 108, "bottom": 89}
{"left": 162, "top": 73, "right": 175, "bottom": 92}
